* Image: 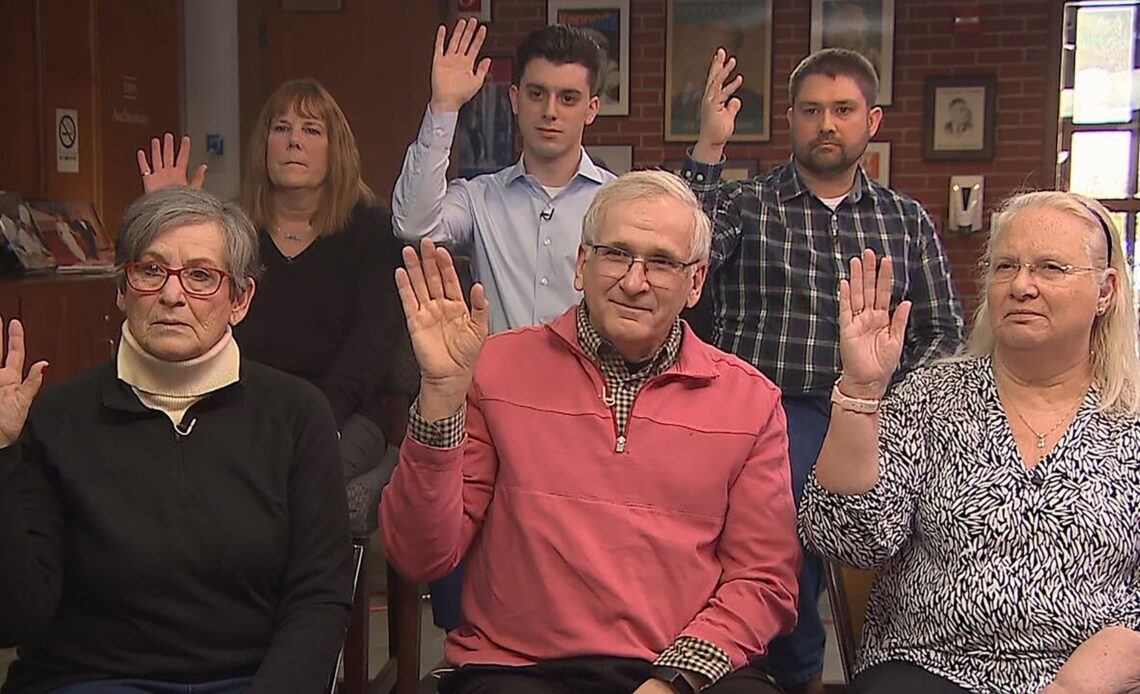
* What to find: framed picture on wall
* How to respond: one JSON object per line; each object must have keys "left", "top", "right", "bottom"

{"left": 923, "top": 76, "right": 997, "bottom": 160}
{"left": 666, "top": 0, "right": 772, "bottom": 142}
{"left": 457, "top": 0, "right": 493, "bottom": 22}
{"left": 586, "top": 144, "right": 634, "bottom": 175}
{"left": 458, "top": 57, "right": 516, "bottom": 178}
{"left": 548, "top": 0, "right": 630, "bottom": 116}
{"left": 859, "top": 142, "right": 890, "bottom": 186}
{"left": 662, "top": 159, "right": 758, "bottom": 181}
{"left": 810, "top": 0, "right": 895, "bottom": 105}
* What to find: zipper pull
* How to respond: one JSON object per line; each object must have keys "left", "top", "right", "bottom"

{"left": 616, "top": 435, "right": 626, "bottom": 453}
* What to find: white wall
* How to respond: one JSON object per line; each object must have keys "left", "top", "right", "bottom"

{"left": 182, "top": 0, "right": 241, "bottom": 200}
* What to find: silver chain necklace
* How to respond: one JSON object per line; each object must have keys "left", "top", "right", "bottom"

{"left": 1006, "top": 395, "right": 1084, "bottom": 449}
{"left": 276, "top": 225, "right": 309, "bottom": 242}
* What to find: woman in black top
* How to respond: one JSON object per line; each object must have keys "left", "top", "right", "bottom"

{"left": 0, "top": 188, "right": 352, "bottom": 694}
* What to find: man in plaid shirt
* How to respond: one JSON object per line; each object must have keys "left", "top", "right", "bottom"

{"left": 680, "top": 48, "right": 966, "bottom": 694}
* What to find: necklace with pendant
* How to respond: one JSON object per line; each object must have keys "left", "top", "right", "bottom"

{"left": 1007, "top": 394, "right": 1084, "bottom": 450}
{"left": 276, "top": 225, "right": 309, "bottom": 242}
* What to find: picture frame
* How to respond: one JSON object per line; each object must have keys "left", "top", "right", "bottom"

{"left": 457, "top": 56, "right": 516, "bottom": 179}
{"left": 0, "top": 191, "right": 56, "bottom": 273}
{"left": 859, "top": 142, "right": 890, "bottom": 187}
{"left": 666, "top": 0, "right": 772, "bottom": 142}
{"left": 586, "top": 144, "right": 634, "bottom": 175}
{"left": 457, "top": 0, "right": 492, "bottom": 22}
{"left": 810, "top": 0, "right": 895, "bottom": 105}
{"left": 25, "top": 199, "right": 114, "bottom": 270}
{"left": 923, "top": 76, "right": 997, "bottom": 160}
{"left": 548, "top": 0, "right": 630, "bottom": 117}
{"left": 662, "top": 159, "right": 758, "bottom": 181}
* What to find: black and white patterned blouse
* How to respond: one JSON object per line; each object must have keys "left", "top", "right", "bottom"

{"left": 799, "top": 356, "right": 1140, "bottom": 693}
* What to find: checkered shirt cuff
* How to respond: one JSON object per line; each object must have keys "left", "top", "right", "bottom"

{"left": 407, "top": 398, "right": 466, "bottom": 448}
{"left": 653, "top": 635, "right": 733, "bottom": 687}
{"left": 679, "top": 150, "right": 725, "bottom": 192}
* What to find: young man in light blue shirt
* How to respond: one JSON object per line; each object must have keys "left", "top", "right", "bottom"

{"left": 393, "top": 20, "right": 615, "bottom": 334}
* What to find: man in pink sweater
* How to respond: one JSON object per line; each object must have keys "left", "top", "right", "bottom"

{"left": 382, "top": 170, "right": 800, "bottom": 694}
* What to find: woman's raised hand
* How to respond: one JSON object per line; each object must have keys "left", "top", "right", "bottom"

{"left": 136, "top": 133, "right": 207, "bottom": 193}
{"left": 837, "top": 249, "right": 912, "bottom": 399}
{"left": 0, "top": 318, "right": 48, "bottom": 448}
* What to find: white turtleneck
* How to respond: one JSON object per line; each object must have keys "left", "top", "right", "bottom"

{"left": 116, "top": 322, "right": 241, "bottom": 429}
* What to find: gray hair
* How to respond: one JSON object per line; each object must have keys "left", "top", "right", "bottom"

{"left": 581, "top": 169, "right": 712, "bottom": 262}
{"left": 116, "top": 187, "right": 261, "bottom": 298}
{"left": 967, "top": 191, "right": 1140, "bottom": 416}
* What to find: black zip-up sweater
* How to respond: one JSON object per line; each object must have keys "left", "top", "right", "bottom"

{"left": 0, "top": 360, "right": 353, "bottom": 693}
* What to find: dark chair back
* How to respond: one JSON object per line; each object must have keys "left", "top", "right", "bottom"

{"left": 823, "top": 560, "right": 875, "bottom": 682}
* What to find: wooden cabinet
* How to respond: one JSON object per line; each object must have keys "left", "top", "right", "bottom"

{"left": 0, "top": 274, "right": 120, "bottom": 386}
{"left": 0, "top": 0, "right": 182, "bottom": 229}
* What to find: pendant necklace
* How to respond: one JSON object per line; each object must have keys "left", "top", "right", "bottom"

{"left": 1007, "top": 395, "right": 1084, "bottom": 449}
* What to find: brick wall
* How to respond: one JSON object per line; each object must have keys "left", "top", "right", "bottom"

{"left": 477, "top": 0, "right": 1058, "bottom": 311}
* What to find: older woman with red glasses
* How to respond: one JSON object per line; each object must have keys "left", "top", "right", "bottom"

{"left": 0, "top": 187, "right": 352, "bottom": 694}
{"left": 799, "top": 191, "right": 1140, "bottom": 693}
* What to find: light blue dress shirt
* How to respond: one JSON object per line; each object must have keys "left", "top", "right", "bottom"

{"left": 392, "top": 107, "right": 616, "bottom": 334}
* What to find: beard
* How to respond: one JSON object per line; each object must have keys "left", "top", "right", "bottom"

{"left": 792, "top": 136, "right": 866, "bottom": 178}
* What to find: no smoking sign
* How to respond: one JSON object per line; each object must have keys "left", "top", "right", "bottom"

{"left": 55, "top": 108, "right": 79, "bottom": 173}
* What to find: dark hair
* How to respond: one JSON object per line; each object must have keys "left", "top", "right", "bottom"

{"left": 513, "top": 25, "right": 602, "bottom": 96}
{"left": 788, "top": 48, "right": 879, "bottom": 107}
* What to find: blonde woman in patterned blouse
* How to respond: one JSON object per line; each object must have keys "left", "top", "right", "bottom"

{"left": 799, "top": 191, "right": 1140, "bottom": 693}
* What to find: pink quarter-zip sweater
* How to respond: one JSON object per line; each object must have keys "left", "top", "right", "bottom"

{"left": 381, "top": 308, "right": 800, "bottom": 670}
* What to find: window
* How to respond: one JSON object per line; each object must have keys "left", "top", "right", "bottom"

{"left": 1057, "top": 1, "right": 1140, "bottom": 304}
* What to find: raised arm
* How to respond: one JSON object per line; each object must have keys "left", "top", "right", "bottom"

{"left": 681, "top": 48, "right": 751, "bottom": 272}
{"left": 799, "top": 250, "right": 926, "bottom": 569}
{"left": 379, "top": 239, "right": 497, "bottom": 582}
{"left": 0, "top": 318, "right": 57, "bottom": 644}
{"left": 136, "top": 133, "right": 208, "bottom": 193}
{"left": 396, "top": 238, "right": 489, "bottom": 423}
{"left": 815, "top": 250, "right": 911, "bottom": 495}
{"left": 392, "top": 19, "right": 491, "bottom": 251}
{"left": 692, "top": 48, "right": 744, "bottom": 165}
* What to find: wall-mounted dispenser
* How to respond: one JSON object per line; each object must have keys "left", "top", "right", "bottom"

{"left": 948, "top": 175, "right": 984, "bottom": 234}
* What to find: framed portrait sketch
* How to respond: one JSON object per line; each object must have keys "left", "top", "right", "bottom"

{"left": 859, "top": 142, "right": 890, "bottom": 186}
{"left": 548, "top": 0, "right": 630, "bottom": 116}
{"left": 665, "top": 0, "right": 772, "bottom": 142}
{"left": 923, "top": 76, "right": 997, "bottom": 160}
{"left": 457, "top": 57, "right": 516, "bottom": 178}
{"left": 586, "top": 144, "right": 634, "bottom": 175}
{"left": 810, "top": 0, "right": 895, "bottom": 105}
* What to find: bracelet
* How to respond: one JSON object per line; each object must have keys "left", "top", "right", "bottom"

{"left": 830, "top": 378, "right": 882, "bottom": 414}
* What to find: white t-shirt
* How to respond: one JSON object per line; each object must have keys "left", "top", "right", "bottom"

{"left": 818, "top": 194, "right": 847, "bottom": 210}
